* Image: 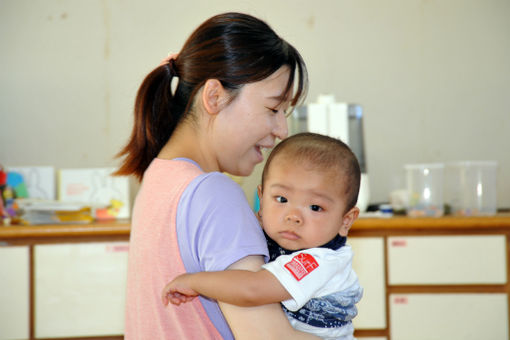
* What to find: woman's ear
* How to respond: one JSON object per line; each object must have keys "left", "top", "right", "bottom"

{"left": 339, "top": 207, "right": 360, "bottom": 237}
{"left": 202, "top": 79, "right": 227, "bottom": 115}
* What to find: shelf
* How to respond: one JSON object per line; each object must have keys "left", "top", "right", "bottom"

{"left": 352, "top": 214, "right": 510, "bottom": 236}
{"left": 2, "top": 215, "right": 510, "bottom": 244}
{"left": 0, "top": 220, "right": 130, "bottom": 245}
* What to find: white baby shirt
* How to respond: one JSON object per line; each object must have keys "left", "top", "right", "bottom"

{"left": 262, "top": 245, "right": 363, "bottom": 340}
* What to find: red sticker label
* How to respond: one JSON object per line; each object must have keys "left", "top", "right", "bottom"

{"left": 394, "top": 296, "right": 409, "bottom": 304}
{"left": 105, "top": 244, "right": 129, "bottom": 253}
{"left": 284, "top": 253, "right": 319, "bottom": 281}
{"left": 391, "top": 240, "right": 407, "bottom": 247}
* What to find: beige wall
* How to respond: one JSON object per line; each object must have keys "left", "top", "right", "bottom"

{"left": 1, "top": 0, "right": 509, "bottom": 210}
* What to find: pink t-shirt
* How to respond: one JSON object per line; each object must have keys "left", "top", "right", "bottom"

{"left": 125, "top": 158, "right": 268, "bottom": 339}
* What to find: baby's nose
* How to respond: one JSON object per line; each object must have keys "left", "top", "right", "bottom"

{"left": 285, "top": 213, "right": 302, "bottom": 225}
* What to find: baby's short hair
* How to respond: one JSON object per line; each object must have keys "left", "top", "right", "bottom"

{"left": 261, "top": 132, "right": 361, "bottom": 212}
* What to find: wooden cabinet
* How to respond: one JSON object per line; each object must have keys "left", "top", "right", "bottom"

{"left": 390, "top": 293, "right": 508, "bottom": 340}
{"left": 350, "top": 237, "right": 386, "bottom": 330}
{"left": 349, "top": 215, "right": 510, "bottom": 340}
{"left": 1, "top": 216, "right": 510, "bottom": 340}
{"left": 387, "top": 235, "right": 506, "bottom": 285}
{"left": 34, "top": 242, "right": 128, "bottom": 338}
{"left": 0, "top": 246, "right": 30, "bottom": 340}
{"left": 0, "top": 221, "right": 129, "bottom": 340}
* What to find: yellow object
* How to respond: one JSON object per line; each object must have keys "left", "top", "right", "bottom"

{"left": 224, "top": 173, "right": 243, "bottom": 185}
{"left": 55, "top": 207, "right": 94, "bottom": 223}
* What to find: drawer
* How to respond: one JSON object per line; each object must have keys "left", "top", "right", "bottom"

{"left": 350, "top": 237, "right": 386, "bottom": 329}
{"left": 388, "top": 235, "right": 507, "bottom": 284}
{"left": 390, "top": 293, "right": 508, "bottom": 340}
{"left": 35, "top": 242, "right": 128, "bottom": 338}
{"left": 0, "top": 246, "right": 30, "bottom": 340}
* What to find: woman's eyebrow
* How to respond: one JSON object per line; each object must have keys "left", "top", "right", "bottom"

{"left": 266, "top": 92, "right": 290, "bottom": 101}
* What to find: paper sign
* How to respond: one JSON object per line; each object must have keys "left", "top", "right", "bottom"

{"left": 7, "top": 166, "right": 56, "bottom": 200}
{"left": 58, "top": 168, "right": 130, "bottom": 219}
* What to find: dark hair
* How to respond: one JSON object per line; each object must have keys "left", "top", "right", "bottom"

{"left": 115, "top": 12, "right": 308, "bottom": 181}
{"left": 261, "top": 132, "right": 361, "bottom": 212}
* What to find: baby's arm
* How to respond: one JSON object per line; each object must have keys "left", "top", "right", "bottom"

{"left": 162, "top": 269, "right": 291, "bottom": 307}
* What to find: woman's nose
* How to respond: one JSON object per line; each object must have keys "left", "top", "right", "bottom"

{"left": 273, "top": 112, "right": 288, "bottom": 140}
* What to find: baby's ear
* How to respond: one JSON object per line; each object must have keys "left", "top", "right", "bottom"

{"left": 257, "top": 185, "right": 263, "bottom": 201}
{"left": 256, "top": 185, "right": 263, "bottom": 223}
{"left": 339, "top": 207, "right": 360, "bottom": 236}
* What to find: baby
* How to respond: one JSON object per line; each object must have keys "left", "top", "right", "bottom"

{"left": 163, "top": 132, "right": 363, "bottom": 340}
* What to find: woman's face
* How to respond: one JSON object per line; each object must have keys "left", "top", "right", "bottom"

{"left": 213, "top": 66, "right": 291, "bottom": 176}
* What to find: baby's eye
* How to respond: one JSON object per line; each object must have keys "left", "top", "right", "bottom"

{"left": 310, "top": 205, "right": 323, "bottom": 212}
{"left": 275, "top": 196, "right": 288, "bottom": 203}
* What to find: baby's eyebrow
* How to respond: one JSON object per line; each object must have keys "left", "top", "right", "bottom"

{"left": 269, "top": 183, "right": 291, "bottom": 190}
{"left": 309, "top": 192, "right": 334, "bottom": 204}
{"left": 270, "top": 184, "right": 334, "bottom": 203}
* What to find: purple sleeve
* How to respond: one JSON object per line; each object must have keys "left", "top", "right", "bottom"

{"left": 176, "top": 172, "right": 269, "bottom": 339}
{"left": 177, "top": 172, "right": 269, "bottom": 273}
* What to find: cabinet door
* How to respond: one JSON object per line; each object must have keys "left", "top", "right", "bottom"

{"left": 390, "top": 293, "right": 508, "bottom": 340}
{"left": 349, "top": 237, "right": 386, "bottom": 329}
{"left": 35, "top": 242, "right": 128, "bottom": 338}
{"left": 0, "top": 246, "right": 30, "bottom": 340}
{"left": 388, "top": 235, "right": 507, "bottom": 284}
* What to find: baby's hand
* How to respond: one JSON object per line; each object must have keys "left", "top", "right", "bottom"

{"left": 161, "top": 273, "right": 199, "bottom": 306}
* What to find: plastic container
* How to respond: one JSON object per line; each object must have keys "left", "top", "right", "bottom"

{"left": 446, "top": 161, "right": 498, "bottom": 216}
{"left": 405, "top": 163, "right": 444, "bottom": 217}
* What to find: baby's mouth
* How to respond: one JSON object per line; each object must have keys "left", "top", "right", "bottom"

{"left": 279, "top": 230, "right": 300, "bottom": 240}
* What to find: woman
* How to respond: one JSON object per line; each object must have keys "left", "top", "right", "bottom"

{"left": 116, "top": 12, "right": 315, "bottom": 339}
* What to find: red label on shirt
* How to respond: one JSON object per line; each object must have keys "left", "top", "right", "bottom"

{"left": 284, "top": 253, "right": 319, "bottom": 281}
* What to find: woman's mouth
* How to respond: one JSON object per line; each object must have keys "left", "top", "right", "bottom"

{"left": 254, "top": 145, "right": 264, "bottom": 163}
{"left": 254, "top": 145, "right": 272, "bottom": 163}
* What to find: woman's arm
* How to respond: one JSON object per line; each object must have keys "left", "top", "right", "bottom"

{"left": 219, "top": 255, "right": 320, "bottom": 340}
{"left": 162, "top": 266, "right": 290, "bottom": 307}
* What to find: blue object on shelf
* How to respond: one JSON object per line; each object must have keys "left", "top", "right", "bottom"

{"left": 7, "top": 172, "right": 28, "bottom": 198}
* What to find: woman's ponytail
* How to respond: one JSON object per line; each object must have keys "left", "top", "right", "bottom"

{"left": 114, "top": 63, "right": 181, "bottom": 181}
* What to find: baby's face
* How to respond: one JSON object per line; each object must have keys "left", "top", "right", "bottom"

{"left": 259, "top": 157, "right": 349, "bottom": 251}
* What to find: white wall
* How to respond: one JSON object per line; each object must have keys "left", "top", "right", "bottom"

{"left": 1, "top": 0, "right": 509, "bottom": 209}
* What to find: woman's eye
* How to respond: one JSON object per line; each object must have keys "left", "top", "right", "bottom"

{"left": 276, "top": 196, "right": 288, "bottom": 203}
{"left": 266, "top": 107, "right": 279, "bottom": 114}
{"left": 310, "top": 205, "right": 322, "bottom": 212}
